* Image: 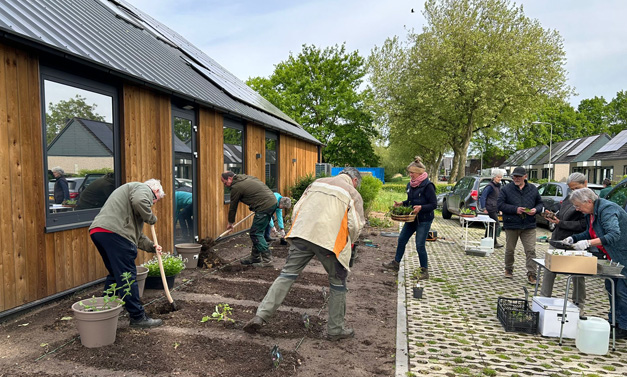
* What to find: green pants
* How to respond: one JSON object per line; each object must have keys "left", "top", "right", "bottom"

{"left": 256, "top": 237, "right": 349, "bottom": 335}
{"left": 250, "top": 204, "right": 277, "bottom": 256}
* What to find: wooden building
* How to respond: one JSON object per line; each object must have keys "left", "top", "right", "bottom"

{"left": 0, "top": 0, "right": 321, "bottom": 315}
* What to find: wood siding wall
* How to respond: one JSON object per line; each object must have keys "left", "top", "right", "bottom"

{"left": 122, "top": 84, "right": 173, "bottom": 262}
{"left": 0, "top": 42, "right": 319, "bottom": 313}
{"left": 279, "top": 134, "right": 318, "bottom": 196}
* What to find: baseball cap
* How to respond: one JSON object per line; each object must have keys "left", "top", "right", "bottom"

{"left": 512, "top": 167, "right": 526, "bottom": 177}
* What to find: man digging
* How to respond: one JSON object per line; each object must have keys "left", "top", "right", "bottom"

{"left": 221, "top": 171, "right": 278, "bottom": 267}
{"left": 243, "top": 167, "right": 365, "bottom": 340}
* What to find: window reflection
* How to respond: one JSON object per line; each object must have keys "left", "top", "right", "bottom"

{"left": 44, "top": 80, "right": 114, "bottom": 214}
{"left": 223, "top": 123, "right": 243, "bottom": 202}
{"left": 174, "top": 116, "right": 194, "bottom": 243}
{"left": 265, "top": 133, "right": 278, "bottom": 191}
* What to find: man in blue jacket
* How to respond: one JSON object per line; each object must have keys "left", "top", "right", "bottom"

{"left": 497, "top": 167, "right": 544, "bottom": 284}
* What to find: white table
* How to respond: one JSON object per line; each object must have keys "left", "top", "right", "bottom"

{"left": 460, "top": 215, "right": 496, "bottom": 255}
{"left": 532, "top": 258, "right": 625, "bottom": 350}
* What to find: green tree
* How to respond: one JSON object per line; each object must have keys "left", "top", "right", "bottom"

{"left": 45, "top": 95, "right": 105, "bottom": 145}
{"left": 247, "top": 44, "right": 379, "bottom": 166}
{"left": 368, "top": 0, "right": 570, "bottom": 182}
{"left": 577, "top": 96, "right": 610, "bottom": 135}
{"left": 608, "top": 90, "right": 627, "bottom": 135}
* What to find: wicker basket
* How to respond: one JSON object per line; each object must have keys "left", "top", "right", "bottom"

{"left": 390, "top": 213, "right": 416, "bottom": 222}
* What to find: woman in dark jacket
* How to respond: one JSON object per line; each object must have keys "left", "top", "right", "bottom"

{"left": 540, "top": 173, "right": 588, "bottom": 312}
{"left": 383, "top": 157, "right": 437, "bottom": 279}
{"left": 52, "top": 166, "right": 69, "bottom": 204}
{"left": 479, "top": 169, "right": 505, "bottom": 248}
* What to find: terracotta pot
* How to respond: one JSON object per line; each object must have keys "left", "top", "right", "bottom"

{"left": 72, "top": 297, "right": 123, "bottom": 348}
{"left": 135, "top": 266, "right": 149, "bottom": 298}
{"left": 175, "top": 243, "right": 202, "bottom": 269}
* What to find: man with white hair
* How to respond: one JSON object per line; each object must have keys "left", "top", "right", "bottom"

{"left": 51, "top": 166, "right": 70, "bottom": 204}
{"left": 89, "top": 179, "right": 165, "bottom": 328}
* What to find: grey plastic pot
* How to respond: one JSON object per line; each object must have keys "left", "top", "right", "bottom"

{"left": 71, "top": 297, "right": 123, "bottom": 348}
{"left": 175, "top": 243, "right": 202, "bottom": 269}
{"left": 135, "top": 266, "right": 149, "bottom": 298}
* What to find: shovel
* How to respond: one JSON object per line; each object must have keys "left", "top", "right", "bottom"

{"left": 150, "top": 224, "right": 178, "bottom": 311}
{"left": 214, "top": 212, "right": 255, "bottom": 243}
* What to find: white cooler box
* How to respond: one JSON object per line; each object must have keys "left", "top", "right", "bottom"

{"left": 532, "top": 297, "right": 580, "bottom": 339}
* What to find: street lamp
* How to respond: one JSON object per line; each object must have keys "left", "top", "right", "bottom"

{"left": 532, "top": 121, "right": 553, "bottom": 182}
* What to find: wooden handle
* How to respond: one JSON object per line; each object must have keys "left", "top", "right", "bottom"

{"left": 218, "top": 212, "right": 255, "bottom": 239}
{"left": 151, "top": 225, "right": 174, "bottom": 304}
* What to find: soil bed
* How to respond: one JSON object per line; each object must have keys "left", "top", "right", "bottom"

{"left": 0, "top": 219, "right": 400, "bottom": 376}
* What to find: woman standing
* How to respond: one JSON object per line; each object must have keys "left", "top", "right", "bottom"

{"left": 52, "top": 166, "right": 69, "bottom": 204}
{"left": 479, "top": 169, "right": 505, "bottom": 248}
{"left": 540, "top": 173, "right": 588, "bottom": 313}
{"left": 383, "top": 157, "right": 437, "bottom": 279}
{"left": 564, "top": 188, "right": 627, "bottom": 338}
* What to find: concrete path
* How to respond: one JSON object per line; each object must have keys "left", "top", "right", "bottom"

{"left": 396, "top": 216, "right": 627, "bottom": 377}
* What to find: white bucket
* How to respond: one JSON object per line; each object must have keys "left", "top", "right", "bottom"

{"left": 481, "top": 237, "right": 493, "bottom": 249}
{"left": 576, "top": 317, "right": 610, "bottom": 355}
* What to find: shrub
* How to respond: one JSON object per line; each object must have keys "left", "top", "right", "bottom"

{"left": 142, "top": 253, "right": 185, "bottom": 277}
{"left": 289, "top": 173, "right": 317, "bottom": 202}
{"left": 358, "top": 175, "right": 383, "bottom": 212}
{"left": 382, "top": 183, "right": 407, "bottom": 193}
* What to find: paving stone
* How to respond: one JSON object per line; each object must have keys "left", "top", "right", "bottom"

{"left": 398, "top": 216, "right": 627, "bottom": 376}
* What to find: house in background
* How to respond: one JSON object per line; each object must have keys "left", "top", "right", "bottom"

{"left": 500, "top": 146, "right": 546, "bottom": 178}
{"left": 585, "top": 130, "right": 627, "bottom": 182}
{"left": 555, "top": 134, "right": 612, "bottom": 184}
{"left": 0, "top": 0, "right": 322, "bottom": 315}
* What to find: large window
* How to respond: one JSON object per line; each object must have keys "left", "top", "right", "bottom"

{"left": 42, "top": 67, "right": 118, "bottom": 231}
{"left": 223, "top": 118, "right": 244, "bottom": 202}
{"left": 173, "top": 105, "right": 196, "bottom": 244}
{"left": 265, "top": 131, "right": 278, "bottom": 192}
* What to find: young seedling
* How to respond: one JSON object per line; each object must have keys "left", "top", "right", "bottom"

{"left": 205, "top": 303, "right": 235, "bottom": 323}
{"left": 79, "top": 271, "right": 134, "bottom": 311}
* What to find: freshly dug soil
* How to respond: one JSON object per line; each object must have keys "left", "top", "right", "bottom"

{"left": 0, "top": 220, "right": 400, "bottom": 376}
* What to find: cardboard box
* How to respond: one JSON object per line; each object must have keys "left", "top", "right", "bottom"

{"left": 532, "top": 297, "right": 580, "bottom": 338}
{"left": 545, "top": 253, "right": 597, "bottom": 274}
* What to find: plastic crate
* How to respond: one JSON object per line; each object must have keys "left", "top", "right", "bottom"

{"left": 497, "top": 288, "right": 539, "bottom": 334}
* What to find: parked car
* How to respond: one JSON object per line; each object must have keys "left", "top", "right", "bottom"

{"left": 535, "top": 181, "right": 604, "bottom": 231}
{"left": 441, "top": 175, "right": 513, "bottom": 220}
{"left": 605, "top": 177, "right": 627, "bottom": 210}
{"left": 48, "top": 173, "right": 105, "bottom": 202}
{"left": 175, "top": 178, "right": 192, "bottom": 192}
{"left": 437, "top": 187, "right": 452, "bottom": 208}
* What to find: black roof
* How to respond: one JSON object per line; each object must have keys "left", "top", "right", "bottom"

{"left": 0, "top": 0, "right": 321, "bottom": 145}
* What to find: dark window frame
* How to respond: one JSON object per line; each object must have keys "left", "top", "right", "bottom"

{"left": 40, "top": 65, "right": 120, "bottom": 232}
{"left": 223, "top": 117, "right": 245, "bottom": 203}
{"left": 265, "top": 130, "right": 278, "bottom": 192}
{"left": 172, "top": 104, "right": 197, "bottom": 242}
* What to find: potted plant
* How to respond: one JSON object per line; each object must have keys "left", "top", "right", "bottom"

{"left": 389, "top": 205, "right": 416, "bottom": 222}
{"left": 142, "top": 253, "right": 185, "bottom": 290}
{"left": 71, "top": 272, "right": 134, "bottom": 348}
{"left": 459, "top": 208, "right": 476, "bottom": 218}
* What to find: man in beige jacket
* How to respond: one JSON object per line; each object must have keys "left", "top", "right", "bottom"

{"left": 243, "top": 167, "right": 365, "bottom": 340}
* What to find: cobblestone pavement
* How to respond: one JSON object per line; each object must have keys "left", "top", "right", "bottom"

{"left": 397, "top": 216, "right": 627, "bottom": 377}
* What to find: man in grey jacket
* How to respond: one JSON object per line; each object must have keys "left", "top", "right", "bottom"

{"left": 89, "top": 179, "right": 165, "bottom": 328}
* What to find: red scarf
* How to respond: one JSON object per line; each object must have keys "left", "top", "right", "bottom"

{"left": 410, "top": 172, "right": 428, "bottom": 188}
{"left": 589, "top": 215, "right": 610, "bottom": 260}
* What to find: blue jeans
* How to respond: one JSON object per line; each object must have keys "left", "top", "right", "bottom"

{"left": 605, "top": 278, "right": 627, "bottom": 329}
{"left": 394, "top": 219, "right": 432, "bottom": 269}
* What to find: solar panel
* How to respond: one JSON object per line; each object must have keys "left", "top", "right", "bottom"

{"left": 597, "top": 130, "right": 627, "bottom": 153}
{"left": 567, "top": 135, "right": 598, "bottom": 156}
{"left": 550, "top": 140, "right": 576, "bottom": 161}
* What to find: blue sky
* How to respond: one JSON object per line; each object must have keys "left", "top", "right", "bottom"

{"left": 126, "top": 0, "right": 627, "bottom": 107}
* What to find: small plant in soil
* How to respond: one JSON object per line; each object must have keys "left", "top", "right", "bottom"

{"left": 368, "top": 216, "right": 392, "bottom": 228}
{"left": 389, "top": 206, "right": 414, "bottom": 215}
{"left": 142, "top": 253, "right": 186, "bottom": 277}
{"left": 202, "top": 303, "right": 235, "bottom": 323}
{"left": 79, "top": 272, "right": 134, "bottom": 311}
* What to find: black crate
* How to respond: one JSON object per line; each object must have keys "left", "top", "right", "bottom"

{"left": 497, "top": 297, "right": 539, "bottom": 334}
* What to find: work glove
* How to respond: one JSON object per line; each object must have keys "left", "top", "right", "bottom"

{"left": 279, "top": 229, "right": 286, "bottom": 238}
{"left": 573, "top": 240, "right": 590, "bottom": 250}
{"left": 562, "top": 237, "right": 574, "bottom": 245}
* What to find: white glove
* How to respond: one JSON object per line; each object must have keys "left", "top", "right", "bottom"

{"left": 562, "top": 237, "right": 574, "bottom": 245}
{"left": 572, "top": 240, "right": 590, "bottom": 250}
{"left": 279, "top": 229, "right": 286, "bottom": 238}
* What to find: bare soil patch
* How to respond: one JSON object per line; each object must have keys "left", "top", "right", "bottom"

{"left": 0, "top": 220, "right": 400, "bottom": 376}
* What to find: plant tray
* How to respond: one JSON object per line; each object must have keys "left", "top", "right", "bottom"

{"left": 597, "top": 260, "right": 625, "bottom": 275}
{"left": 497, "top": 296, "right": 539, "bottom": 334}
{"left": 460, "top": 214, "right": 475, "bottom": 218}
{"left": 390, "top": 214, "right": 416, "bottom": 222}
